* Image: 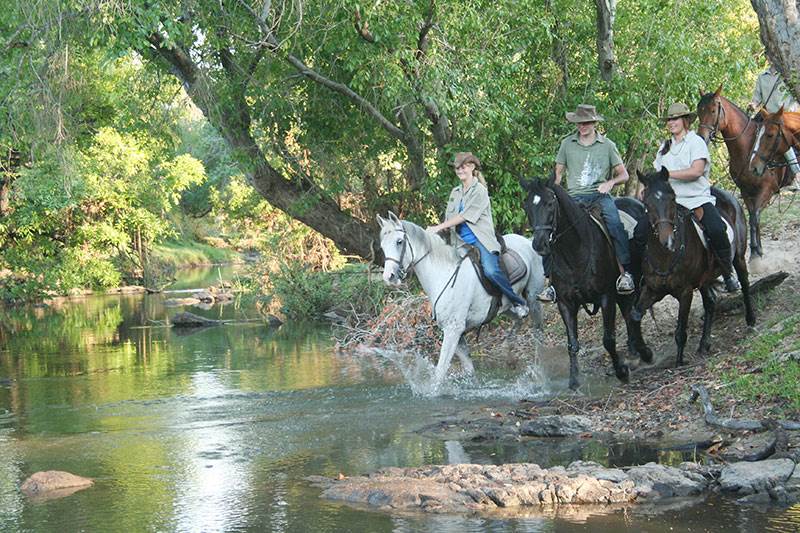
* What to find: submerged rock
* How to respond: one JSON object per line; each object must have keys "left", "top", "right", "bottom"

{"left": 21, "top": 471, "right": 93, "bottom": 500}
{"left": 520, "top": 415, "right": 595, "bottom": 437}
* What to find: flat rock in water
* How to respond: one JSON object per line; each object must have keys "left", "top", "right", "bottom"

{"left": 310, "top": 461, "right": 710, "bottom": 513}
{"left": 21, "top": 471, "right": 93, "bottom": 499}
{"left": 719, "top": 458, "right": 795, "bottom": 495}
{"left": 171, "top": 311, "right": 220, "bottom": 327}
{"left": 520, "top": 415, "right": 594, "bottom": 437}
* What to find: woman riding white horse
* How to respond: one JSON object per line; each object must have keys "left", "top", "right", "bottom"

{"left": 378, "top": 153, "right": 544, "bottom": 391}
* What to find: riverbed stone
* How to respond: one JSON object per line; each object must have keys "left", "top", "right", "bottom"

{"left": 520, "top": 415, "right": 594, "bottom": 437}
{"left": 719, "top": 458, "right": 795, "bottom": 495}
{"left": 21, "top": 471, "right": 93, "bottom": 499}
{"left": 310, "top": 460, "right": 714, "bottom": 513}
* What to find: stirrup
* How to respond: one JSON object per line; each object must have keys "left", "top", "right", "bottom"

{"left": 536, "top": 285, "right": 556, "bottom": 303}
{"left": 616, "top": 272, "right": 635, "bottom": 295}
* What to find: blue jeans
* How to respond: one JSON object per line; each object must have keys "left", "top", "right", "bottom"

{"left": 574, "top": 192, "right": 631, "bottom": 269}
{"left": 474, "top": 240, "right": 527, "bottom": 306}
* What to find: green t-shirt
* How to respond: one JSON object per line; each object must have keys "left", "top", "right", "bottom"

{"left": 555, "top": 132, "right": 624, "bottom": 196}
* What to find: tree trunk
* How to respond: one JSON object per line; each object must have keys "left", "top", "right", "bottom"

{"left": 595, "top": 0, "right": 617, "bottom": 82}
{"left": 0, "top": 178, "right": 9, "bottom": 217}
{"left": 145, "top": 34, "right": 382, "bottom": 262}
{"left": 750, "top": 0, "right": 800, "bottom": 101}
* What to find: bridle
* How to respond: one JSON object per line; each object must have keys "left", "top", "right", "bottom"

{"left": 698, "top": 100, "right": 752, "bottom": 144}
{"left": 752, "top": 118, "right": 795, "bottom": 170}
{"left": 530, "top": 190, "right": 569, "bottom": 245}
{"left": 644, "top": 198, "right": 688, "bottom": 277}
{"left": 383, "top": 227, "right": 430, "bottom": 280}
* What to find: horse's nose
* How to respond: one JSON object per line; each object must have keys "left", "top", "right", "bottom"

{"left": 382, "top": 268, "right": 396, "bottom": 285}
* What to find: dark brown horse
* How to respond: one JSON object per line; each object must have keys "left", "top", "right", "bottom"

{"left": 522, "top": 177, "right": 652, "bottom": 390}
{"left": 631, "top": 168, "right": 755, "bottom": 367}
{"left": 696, "top": 87, "right": 792, "bottom": 257}
{"left": 750, "top": 107, "right": 800, "bottom": 177}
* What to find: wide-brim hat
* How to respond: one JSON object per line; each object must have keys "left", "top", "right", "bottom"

{"left": 453, "top": 151, "right": 481, "bottom": 169}
{"left": 565, "top": 104, "right": 604, "bottom": 123}
{"left": 661, "top": 102, "right": 697, "bottom": 122}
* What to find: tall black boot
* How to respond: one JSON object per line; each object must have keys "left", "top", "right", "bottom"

{"left": 711, "top": 242, "right": 740, "bottom": 292}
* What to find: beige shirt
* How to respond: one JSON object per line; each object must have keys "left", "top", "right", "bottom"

{"left": 753, "top": 70, "right": 800, "bottom": 114}
{"left": 444, "top": 179, "right": 502, "bottom": 253}
{"left": 653, "top": 131, "right": 715, "bottom": 210}
{"left": 556, "top": 132, "right": 624, "bottom": 196}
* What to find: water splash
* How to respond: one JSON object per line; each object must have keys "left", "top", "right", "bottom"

{"left": 365, "top": 346, "right": 552, "bottom": 400}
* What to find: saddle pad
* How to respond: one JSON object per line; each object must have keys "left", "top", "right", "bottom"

{"left": 502, "top": 249, "right": 527, "bottom": 285}
{"left": 691, "top": 218, "right": 734, "bottom": 249}
{"left": 589, "top": 208, "right": 636, "bottom": 240}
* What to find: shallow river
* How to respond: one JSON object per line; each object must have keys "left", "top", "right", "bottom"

{"left": 0, "top": 266, "right": 799, "bottom": 532}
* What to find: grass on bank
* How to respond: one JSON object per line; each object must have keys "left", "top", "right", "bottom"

{"left": 720, "top": 310, "right": 800, "bottom": 414}
{"left": 150, "top": 239, "right": 240, "bottom": 269}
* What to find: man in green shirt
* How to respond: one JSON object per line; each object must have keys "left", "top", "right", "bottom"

{"left": 537, "top": 104, "right": 634, "bottom": 302}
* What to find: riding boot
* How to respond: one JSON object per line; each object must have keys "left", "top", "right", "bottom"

{"left": 711, "top": 242, "right": 740, "bottom": 292}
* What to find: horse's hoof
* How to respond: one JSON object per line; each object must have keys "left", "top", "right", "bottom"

{"left": 616, "top": 365, "right": 630, "bottom": 383}
{"left": 568, "top": 378, "right": 580, "bottom": 391}
{"left": 639, "top": 347, "right": 654, "bottom": 364}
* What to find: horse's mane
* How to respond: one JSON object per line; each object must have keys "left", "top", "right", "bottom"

{"left": 548, "top": 182, "right": 593, "bottom": 232}
{"left": 400, "top": 220, "right": 459, "bottom": 264}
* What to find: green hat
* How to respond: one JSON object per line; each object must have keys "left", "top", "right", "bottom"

{"left": 661, "top": 102, "right": 697, "bottom": 122}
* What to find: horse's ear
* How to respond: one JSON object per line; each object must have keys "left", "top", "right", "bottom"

{"left": 698, "top": 87, "right": 705, "bottom": 97}
{"left": 376, "top": 214, "right": 388, "bottom": 228}
{"left": 519, "top": 177, "right": 533, "bottom": 191}
{"left": 546, "top": 170, "right": 556, "bottom": 186}
{"left": 775, "top": 105, "right": 785, "bottom": 117}
{"left": 637, "top": 169, "right": 650, "bottom": 187}
{"left": 387, "top": 211, "right": 401, "bottom": 225}
{"left": 659, "top": 166, "right": 670, "bottom": 181}
{"left": 714, "top": 84, "right": 723, "bottom": 96}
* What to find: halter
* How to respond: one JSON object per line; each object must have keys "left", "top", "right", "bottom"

{"left": 383, "top": 227, "right": 430, "bottom": 280}
{"left": 698, "top": 101, "right": 751, "bottom": 144}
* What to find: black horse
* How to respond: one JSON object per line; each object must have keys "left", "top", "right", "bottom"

{"left": 631, "top": 168, "right": 755, "bottom": 366}
{"left": 522, "top": 177, "right": 652, "bottom": 390}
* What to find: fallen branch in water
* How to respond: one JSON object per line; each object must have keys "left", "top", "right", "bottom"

{"left": 689, "top": 384, "right": 800, "bottom": 432}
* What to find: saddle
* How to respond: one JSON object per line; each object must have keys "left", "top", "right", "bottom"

{"left": 465, "top": 233, "right": 528, "bottom": 298}
{"left": 587, "top": 205, "right": 637, "bottom": 242}
{"left": 689, "top": 206, "right": 734, "bottom": 249}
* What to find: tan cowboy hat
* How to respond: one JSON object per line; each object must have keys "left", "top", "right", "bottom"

{"left": 661, "top": 102, "right": 697, "bottom": 122}
{"left": 453, "top": 152, "right": 481, "bottom": 169}
{"left": 565, "top": 104, "right": 605, "bottom": 123}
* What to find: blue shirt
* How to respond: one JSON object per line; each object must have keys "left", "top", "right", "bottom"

{"left": 456, "top": 200, "right": 477, "bottom": 245}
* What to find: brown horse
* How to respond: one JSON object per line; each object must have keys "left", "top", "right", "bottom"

{"left": 750, "top": 106, "right": 800, "bottom": 177}
{"left": 696, "top": 87, "right": 792, "bottom": 258}
{"left": 630, "top": 168, "right": 755, "bottom": 367}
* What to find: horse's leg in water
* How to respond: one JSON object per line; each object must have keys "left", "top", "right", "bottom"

{"left": 619, "top": 293, "right": 653, "bottom": 363}
{"left": 600, "top": 294, "right": 629, "bottom": 382}
{"left": 434, "top": 325, "right": 463, "bottom": 386}
{"left": 734, "top": 247, "right": 757, "bottom": 326}
{"left": 675, "top": 289, "right": 694, "bottom": 367}
{"left": 556, "top": 299, "right": 581, "bottom": 390}
{"left": 454, "top": 334, "right": 474, "bottom": 376}
{"left": 696, "top": 285, "right": 716, "bottom": 356}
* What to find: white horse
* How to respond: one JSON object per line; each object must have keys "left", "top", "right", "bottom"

{"left": 377, "top": 212, "right": 545, "bottom": 389}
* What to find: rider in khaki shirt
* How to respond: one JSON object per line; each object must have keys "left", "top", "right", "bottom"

{"left": 428, "top": 152, "right": 529, "bottom": 318}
